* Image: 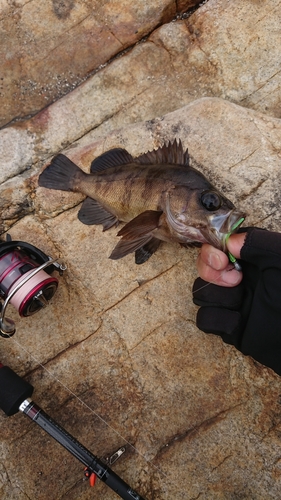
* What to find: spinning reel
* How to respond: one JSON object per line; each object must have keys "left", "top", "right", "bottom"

{"left": 0, "top": 236, "right": 145, "bottom": 499}
{"left": 0, "top": 236, "right": 66, "bottom": 337}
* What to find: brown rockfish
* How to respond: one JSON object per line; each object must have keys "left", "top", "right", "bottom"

{"left": 38, "top": 139, "right": 245, "bottom": 264}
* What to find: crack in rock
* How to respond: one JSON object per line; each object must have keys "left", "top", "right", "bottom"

{"left": 156, "top": 401, "right": 245, "bottom": 457}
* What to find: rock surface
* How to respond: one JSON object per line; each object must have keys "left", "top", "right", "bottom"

{"left": 1, "top": 98, "right": 281, "bottom": 499}
{"left": 1, "top": 0, "right": 281, "bottom": 130}
{"left": 0, "top": 0, "right": 198, "bottom": 128}
{"left": 1, "top": 1, "right": 281, "bottom": 499}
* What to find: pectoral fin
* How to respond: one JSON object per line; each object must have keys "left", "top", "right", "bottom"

{"left": 117, "top": 210, "right": 162, "bottom": 238}
{"left": 78, "top": 197, "right": 118, "bottom": 230}
{"left": 110, "top": 235, "right": 153, "bottom": 260}
{"left": 109, "top": 210, "right": 162, "bottom": 260}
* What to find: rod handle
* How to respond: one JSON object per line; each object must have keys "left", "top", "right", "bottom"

{"left": 0, "top": 364, "right": 34, "bottom": 416}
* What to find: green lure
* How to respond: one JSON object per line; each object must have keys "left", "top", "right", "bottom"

{"left": 224, "top": 217, "right": 245, "bottom": 271}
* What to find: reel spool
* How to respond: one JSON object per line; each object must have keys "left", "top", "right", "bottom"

{"left": 0, "top": 236, "right": 66, "bottom": 338}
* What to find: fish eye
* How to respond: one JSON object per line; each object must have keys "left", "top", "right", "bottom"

{"left": 200, "top": 191, "right": 222, "bottom": 211}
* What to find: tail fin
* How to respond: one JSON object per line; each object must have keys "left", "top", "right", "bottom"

{"left": 38, "top": 154, "right": 83, "bottom": 191}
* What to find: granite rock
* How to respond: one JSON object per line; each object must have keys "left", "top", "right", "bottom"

{"left": 1, "top": 0, "right": 281, "bottom": 498}
{"left": 1, "top": 0, "right": 281, "bottom": 177}
{"left": 0, "top": 0, "right": 199, "bottom": 127}
{"left": 1, "top": 98, "right": 281, "bottom": 499}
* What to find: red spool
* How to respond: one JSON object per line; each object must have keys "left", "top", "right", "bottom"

{"left": 0, "top": 249, "right": 58, "bottom": 317}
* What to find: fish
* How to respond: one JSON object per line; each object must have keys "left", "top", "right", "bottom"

{"left": 38, "top": 139, "right": 245, "bottom": 264}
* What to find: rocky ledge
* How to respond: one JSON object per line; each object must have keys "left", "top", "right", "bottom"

{"left": 1, "top": 1, "right": 281, "bottom": 499}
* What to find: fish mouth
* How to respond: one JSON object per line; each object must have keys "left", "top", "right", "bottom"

{"left": 164, "top": 192, "right": 246, "bottom": 250}
{"left": 206, "top": 210, "right": 246, "bottom": 250}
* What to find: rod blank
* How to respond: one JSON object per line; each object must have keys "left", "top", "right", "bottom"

{"left": 0, "top": 364, "right": 145, "bottom": 500}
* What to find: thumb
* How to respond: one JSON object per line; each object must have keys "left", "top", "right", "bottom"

{"left": 226, "top": 232, "right": 247, "bottom": 259}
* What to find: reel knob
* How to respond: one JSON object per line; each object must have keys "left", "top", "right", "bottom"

{"left": 0, "top": 316, "right": 16, "bottom": 337}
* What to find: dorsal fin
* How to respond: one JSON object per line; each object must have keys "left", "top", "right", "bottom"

{"left": 134, "top": 139, "right": 189, "bottom": 166}
{"left": 90, "top": 148, "right": 133, "bottom": 173}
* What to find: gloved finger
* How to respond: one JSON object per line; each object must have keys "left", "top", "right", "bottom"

{"left": 196, "top": 307, "right": 242, "bottom": 336}
{"left": 192, "top": 278, "right": 244, "bottom": 309}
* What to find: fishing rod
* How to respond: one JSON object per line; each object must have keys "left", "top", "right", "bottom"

{"left": 0, "top": 362, "right": 146, "bottom": 500}
{"left": 0, "top": 235, "right": 146, "bottom": 499}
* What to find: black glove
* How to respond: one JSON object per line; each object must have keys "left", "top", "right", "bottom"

{"left": 193, "top": 227, "right": 281, "bottom": 375}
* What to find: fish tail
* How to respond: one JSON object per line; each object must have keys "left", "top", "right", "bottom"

{"left": 38, "top": 154, "right": 83, "bottom": 191}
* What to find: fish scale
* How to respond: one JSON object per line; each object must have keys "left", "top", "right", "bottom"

{"left": 38, "top": 139, "right": 245, "bottom": 264}
{"left": 78, "top": 166, "right": 171, "bottom": 220}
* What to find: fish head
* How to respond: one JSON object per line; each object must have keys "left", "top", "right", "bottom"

{"left": 163, "top": 182, "right": 245, "bottom": 251}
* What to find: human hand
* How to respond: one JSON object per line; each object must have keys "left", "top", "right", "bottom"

{"left": 196, "top": 232, "right": 247, "bottom": 287}
{"left": 192, "top": 228, "right": 281, "bottom": 375}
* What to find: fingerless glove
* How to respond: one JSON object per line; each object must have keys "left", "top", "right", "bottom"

{"left": 193, "top": 228, "right": 281, "bottom": 375}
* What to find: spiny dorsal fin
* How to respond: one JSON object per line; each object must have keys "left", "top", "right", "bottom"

{"left": 134, "top": 139, "right": 189, "bottom": 166}
{"left": 90, "top": 148, "right": 134, "bottom": 173}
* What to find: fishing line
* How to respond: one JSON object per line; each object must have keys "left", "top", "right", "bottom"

{"left": 192, "top": 215, "right": 246, "bottom": 295}
{"left": 0, "top": 236, "right": 242, "bottom": 497}
{"left": 192, "top": 265, "right": 240, "bottom": 295}
{"left": 9, "top": 334, "right": 170, "bottom": 485}
{"left": 7, "top": 266, "right": 240, "bottom": 496}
